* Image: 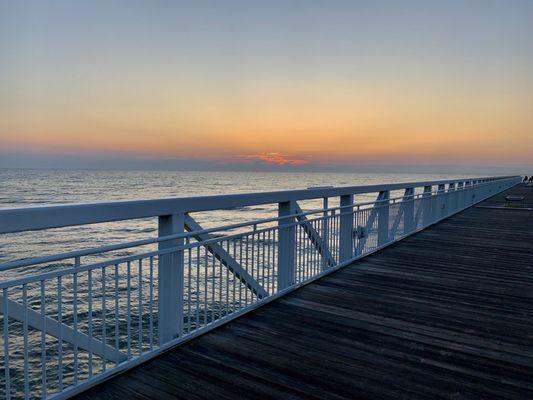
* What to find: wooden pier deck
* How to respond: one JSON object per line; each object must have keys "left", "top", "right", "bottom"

{"left": 76, "top": 185, "right": 533, "bottom": 400}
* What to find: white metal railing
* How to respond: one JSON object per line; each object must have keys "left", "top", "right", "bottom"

{"left": 0, "top": 175, "right": 520, "bottom": 399}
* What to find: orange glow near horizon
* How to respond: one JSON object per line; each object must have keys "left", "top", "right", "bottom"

{"left": 2, "top": 81, "right": 531, "bottom": 167}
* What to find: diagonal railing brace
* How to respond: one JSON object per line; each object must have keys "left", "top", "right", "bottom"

{"left": 356, "top": 191, "right": 389, "bottom": 254}
{"left": 184, "top": 214, "right": 268, "bottom": 298}
{"left": 294, "top": 203, "right": 336, "bottom": 268}
{"left": 0, "top": 295, "right": 127, "bottom": 363}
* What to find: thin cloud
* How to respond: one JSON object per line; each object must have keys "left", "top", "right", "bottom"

{"left": 235, "top": 152, "right": 310, "bottom": 165}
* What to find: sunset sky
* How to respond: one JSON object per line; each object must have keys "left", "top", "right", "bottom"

{"left": 1, "top": 1, "right": 532, "bottom": 171}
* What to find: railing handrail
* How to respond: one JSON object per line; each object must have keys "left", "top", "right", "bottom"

{"left": 0, "top": 178, "right": 509, "bottom": 272}
{"left": 0, "top": 175, "right": 517, "bottom": 234}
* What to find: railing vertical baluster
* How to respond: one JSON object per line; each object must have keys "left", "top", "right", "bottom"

{"left": 297, "top": 221, "right": 303, "bottom": 282}
{"left": 204, "top": 247, "right": 208, "bottom": 324}
{"left": 339, "top": 194, "right": 354, "bottom": 262}
{"left": 330, "top": 210, "right": 341, "bottom": 256}
{"left": 102, "top": 267, "right": 107, "bottom": 370}
{"left": 126, "top": 262, "right": 131, "bottom": 359}
{"left": 211, "top": 246, "right": 216, "bottom": 322}
{"left": 149, "top": 257, "right": 154, "bottom": 349}
{"left": 187, "top": 241, "right": 192, "bottom": 333}
{"left": 40, "top": 281, "right": 46, "bottom": 399}
{"left": 73, "top": 257, "right": 80, "bottom": 385}
{"left": 22, "top": 284, "right": 29, "bottom": 400}
{"left": 157, "top": 213, "right": 184, "bottom": 344}
{"left": 310, "top": 221, "right": 314, "bottom": 276}
{"left": 218, "top": 241, "right": 222, "bottom": 312}
{"left": 57, "top": 276, "right": 63, "bottom": 391}
{"left": 195, "top": 247, "right": 200, "bottom": 327}
{"left": 274, "top": 229, "right": 279, "bottom": 291}
{"left": 313, "top": 220, "right": 319, "bottom": 274}
{"left": 114, "top": 264, "right": 119, "bottom": 359}
{"left": 301, "top": 223, "right": 306, "bottom": 279}
{"left": 377, "top": 191, "right": 390, "bottom": 246}
{"left": 322, "top": 197, "right": 329, "bottom": 270}
{"left": 3, "top": 288, "right": 10, "bottom": 400}
{"left": 250, "top": 233, "right": 255, "bottom": 302}
{"left": 233, "top": 240, "right": 238, "bottom": 310}
{"left": 88, "top": 269, "right": 93, "bottom": 376}
{"left": 226, "top": 240, "right": 231, "bottom": 317}
{"left": 333, "top": 210, "right": 339, "bottom": 258}
{"left": 305, "top": 222, "right": 310, "bottom": 278}
{"left": 277, "top": 201, "right": 296, "bottom": 290}
{"left": 260, "top": 233, "right": 265, "bottom": 294}
{"left": 244, "top": 237, "right": 249, "bottom": 306}
{"left": 138, "top": 260, "right": 142, "bottom": 355}
{"left": 266, "top": 230, "right": 271, "bottom": 294}
{"left": 238, "top": 239, "right": 243, "bottom": 307}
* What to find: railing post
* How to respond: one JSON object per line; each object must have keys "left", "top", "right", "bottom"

{"left": 447, "top": 183, "right": 456, "bottom": 214}
{"left": 464, "top": 181, "right": 469, "bottom": 203}
{"left": 437, "top": 184, "right": 446, "bottom": 219}
{"left": 457, "top": 182, "right": 464, "bottom": 209}
{"left": 422, "top": 185, "right": 433, "bottom": 226}
{"left": 377, "top": 191, "right": 390, "bottom": 246}
{"left": 403, "top": 188, "right": 415, "bottom": 234}
{"left": 339, "top": 194, "right": 354, "bottom": 262}
{"left": 278, "top": 201, "right": 296, "bottom": 290}
{"left": 158, "top": 213, "right": 184, "bottom": 345}
{"left": 464, "top": 181, "right": 471, "bottom": 206}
